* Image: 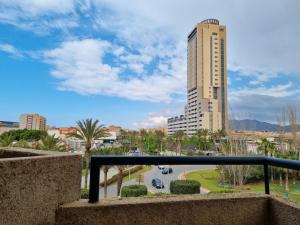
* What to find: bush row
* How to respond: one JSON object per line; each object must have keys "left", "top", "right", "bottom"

{"left": 81, "top": 188, "right": 89, "bottom": 199}
{"left": 170, "top": 180, "right": 201, "bottom": 194}
{"left": 121, "top": 185, "right": 148, "bottom": 197}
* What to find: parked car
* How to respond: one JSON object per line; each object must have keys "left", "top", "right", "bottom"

{"left": 157, "top": 165, "right": 166, "bottom": 170}
{"left": 152, "top": 178, "right": 164, "bottom": 189}
{"left": 162, "top": 167, "right": 173, "bottom": 174}
{"left": 128, "top": 148, "right": 141, "bottom": 156}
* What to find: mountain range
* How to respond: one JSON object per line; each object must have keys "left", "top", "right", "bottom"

{"left": 229, "top": 119, "right": 300, "bottom": 132}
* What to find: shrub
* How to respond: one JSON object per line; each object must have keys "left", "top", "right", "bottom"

{"left": 170, "top": 180, "right": 200, "bottom": 194}
{"left": 209, "top": 189, "right": 236, "bottom": 194}
{"left": 81, "top": 188, "right": 89, "bottom": 199}
{"left": 121, "top": 185, "right": 147, "bottom": 197}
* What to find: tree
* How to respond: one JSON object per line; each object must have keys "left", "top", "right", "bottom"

{"left": 68, "top": 119, "right": 109, "bottom": 189}
{"left": 174, "top": 130, "right": 184, "bottom": 155}
{"left": 257, "top": 138, "right": 276, "bottom": 181}
{"left": 38, "top": 134, "right": 65, "bottom": 151}
{"left": 155, "top": 130, "right": 165, "bottom": 153}
{"left": 95, "top": 147, "right": 113, "bottom": 198}
{"left": 257, "top": 138, "right": 275, "bottom": 156}
{"left": 117, "top": 165, "right": 126, "bottom": 196}
{"left": 0, "top": 129, "right": 47, "bottom": 144}
{"left": 13, "top": 139, "right": 31, "bottom": 148}
{"left": 196, "top": 129, "right": 209, "bottom": 151}
{"left": 210, "top": 129, "right": 224, "bottom": 151}
{"left": 131, "top": 130, "right": 139, "bottom": 149}
{"left": 139, "top": 129, "right": 147, "bottom": 154}
{"left": 0, "top": 133, "right": 14, "bottom": 147}
{"left": 117, "top": 129, "right": 130, "bottom": 152}
{"left": 288, "top": 106, "right": 299, "bottom": 152}
{"left": 276, "top": 110, "right": 287, "bottom": 186}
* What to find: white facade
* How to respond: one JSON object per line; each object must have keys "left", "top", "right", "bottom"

{"left": 167, "top": 115, "right": 187, "bottom": 136}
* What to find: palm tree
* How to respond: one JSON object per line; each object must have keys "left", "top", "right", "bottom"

{"left": 13, "top": 139, "right": 30, "bottom": 148}
{"left": 174, "top": 130, "right": 184, "bottom": 155}
{"left": 210, "top": 129, "right": 225, "bottom": 151}
{"left": 257, "top": 138, "right": 276, "bottom": 182}
{"left": 155, "top": 130, "right": 165, "bottom": 154}
{"left": 0, "top": 133, "right": 15, "bottom": 147}
{"left": 128, "top": 130, "right": 139, "bottom": 150}
{"left": 38, "top": 134, "right": 65, "bottom": 151}
{"left": 196, "top": 129, "right": 209, "bottom": 151}
{"left": 68, "top": 119, "right": 109, "bottom": 189}
{"left": 117, "top": 165, "right": 126, "bottom": 196}
{"left": 102, "top": 165, "right": 110, "bottom": 198}
{"left": 139, "top": 129, "right": 147, "bottom": 154}
{"left": 257, "top": 138, "right": 275, "bottom": 156}
{"left": 95, "top": 147, "right": 112, "bottom": 198}
{"left": 117, "top": 129, "right": 130, "bottom": 152}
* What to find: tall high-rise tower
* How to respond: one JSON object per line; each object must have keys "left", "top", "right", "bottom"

{"left": 186, "top": 19, "right": 228, "bottom": 135}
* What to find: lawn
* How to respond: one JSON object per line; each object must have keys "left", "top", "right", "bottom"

{"left": 186, "top": 168, "right": 300, "bottom": 203}
{"left": 186, "top": 169, "right": 236, "bottom": 192}
{"left": 111, "top": 165, "right": 152, "bottom": 185}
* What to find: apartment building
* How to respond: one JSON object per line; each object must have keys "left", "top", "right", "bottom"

{"left": 167, "top": 115, "right": 187, "bottom": 136}
{"left": 167, "top": 19, "right": 228, "bottom": 136}
{"left": 20, "top": 114, "right": 47, "bottom": 131}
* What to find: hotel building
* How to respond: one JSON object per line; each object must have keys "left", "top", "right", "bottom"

{"left": 168, "top": 19, "right": 228, "bottom": 136}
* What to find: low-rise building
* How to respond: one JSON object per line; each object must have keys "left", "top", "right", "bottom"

{"left": 145, "top": 127, "right": 167, "bottom": 135}
{"left": 57, "top": 125, "right": 123, "bottom": 153}
{"left": 167, "top": 115, "right": 187, "bottom": 136}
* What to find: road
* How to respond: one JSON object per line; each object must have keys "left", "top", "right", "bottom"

{"left": 96, "top": 164, "right": 215, "bottom": 199}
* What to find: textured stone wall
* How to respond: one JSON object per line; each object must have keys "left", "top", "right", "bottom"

{"left": 56, "top": 194, "right": 269, "bottom": 225}
{"left": 270, "top": 197, "right": 300, "bottom": 225}
{"left": 0, "top": 148, "right": 39, "bottom": 158}
{"left": 0, "top": 148, "right": 82, "bottom": 225}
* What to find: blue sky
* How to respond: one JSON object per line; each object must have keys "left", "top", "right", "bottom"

{"left": 1, "top": 0, "right": 300, "bottom": 128}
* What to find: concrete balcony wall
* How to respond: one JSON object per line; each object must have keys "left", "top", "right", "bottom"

{"left": 0, "top": 148, "right": 82, "bottom": 225}
{"left": 56, "top": 194, "right": 270, "bottom": 225}
{"left": 270, "top": 197, "right": 300, "bottom": 225}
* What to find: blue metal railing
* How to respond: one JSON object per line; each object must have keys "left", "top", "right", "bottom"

{"left": 88, "top": 156, "right": 300, "bottom": 203}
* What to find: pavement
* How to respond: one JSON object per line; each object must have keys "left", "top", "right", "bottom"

{"left": 81, "top": 151, "right": 215, "bottom": 198}
{"left": 88, "top": 164, "right": 215, "bottom": 199}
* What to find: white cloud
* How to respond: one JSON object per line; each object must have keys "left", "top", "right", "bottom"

{"left": 0, "top": 44, "right": 22, "bottom": 57}
{"left": 2, "top": 0, "right": 300, "bottom": 80}
{"left": 0, "top": 0, "right": 77, "bottom": 15}
{"left": 0, "top": 0, "right": 83, "bottom": 33}
{"left": 228, "top": 82, "right": 300, "bottom": 122}
{"left": 42, "top": 39, "right": 186, "bottom": 102}
{"left": 94, "top": 0, "right": 300, "bottom": 82}
{"left": 2, "top": 0, "right": 300, "bottom": 122}
{"left": 230, "top": 82, "right": 298, "bottom": 100}
{"left": 133, "top": 113, "right": 168, "bottom": 128}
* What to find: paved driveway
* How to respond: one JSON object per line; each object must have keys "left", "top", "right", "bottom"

{"left": 97, "top": 164, "right": 215, "bottom": 199}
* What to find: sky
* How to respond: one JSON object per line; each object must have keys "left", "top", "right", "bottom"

{"left": 0, "top": 0, "right": 300, "bottom": 128}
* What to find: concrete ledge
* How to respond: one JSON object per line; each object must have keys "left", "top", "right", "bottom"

{"left": 0, "top": 148, "right": 82, "bottom": 225}
{"left": 56, "top": 193, "right": 270, "bottom": 225}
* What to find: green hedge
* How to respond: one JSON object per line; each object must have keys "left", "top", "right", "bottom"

{"left": 170, "top": 180, "right": 200, "bottom": 194}
{"left": 209, "top": 189, "right": 236, "bottom": 194}
{"left": 121, "top": 185, "right": 148, "bottom": 197}
{"left": 81, "top": 188, "right": 89, "bottom": 199}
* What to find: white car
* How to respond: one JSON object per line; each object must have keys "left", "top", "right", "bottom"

{"left": 157, "top": 165, "right": 166, "bottom": 170}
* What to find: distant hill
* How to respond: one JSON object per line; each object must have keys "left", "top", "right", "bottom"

{"left": 229, "top": 119, "right": 300, "bottom": 132}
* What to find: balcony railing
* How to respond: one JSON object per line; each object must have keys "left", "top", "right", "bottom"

{"left": 88, "top": 156, "right": 300, "bottom": 203}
